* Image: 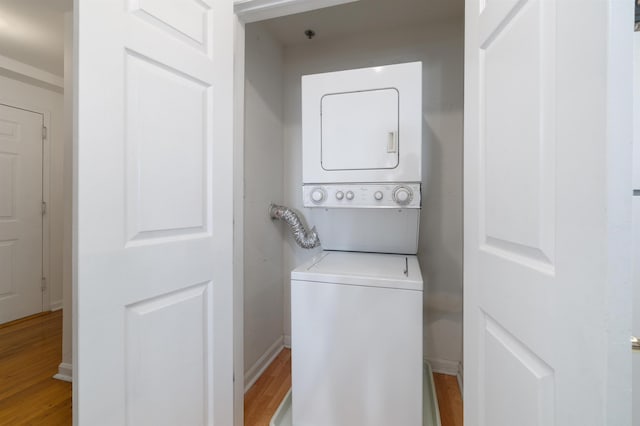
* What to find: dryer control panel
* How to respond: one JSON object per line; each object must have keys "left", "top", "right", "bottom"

{"left": 303, "top": 183, "right": 421, "bottom": 209}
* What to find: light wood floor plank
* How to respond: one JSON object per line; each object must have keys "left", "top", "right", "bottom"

{"left": 0, "top": 310, "right": 72, "bottom": 425}
{"left": 433, "top": 373, "right": 464, "bottom": 426}
{"left": 244, "top": 349, "right": 292, "bottom": 426}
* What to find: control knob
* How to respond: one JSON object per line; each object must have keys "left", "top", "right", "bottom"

{"left": 374, "top": 191, "right": 384, "bottom": 201}
{"left": 393, "top": 186, "right": 413, "bottom": 205}
{"left": 345, "top": 191, "right": 355, "bottom": 201}
{"left": 310, "top": 188, "right": 326, "bottom": 204}
{"left": 335, "top": 191, "right": 344, "bottom": 200}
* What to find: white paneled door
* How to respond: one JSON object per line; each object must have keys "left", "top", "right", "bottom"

{"left": 0, "top": 104, "right": 43, "bottom": 324}
{"left": 465, "top": 1, "right": 632, "bottom": 425}
{"left": 76, "top": 1, "right": 234, "bottom": 424}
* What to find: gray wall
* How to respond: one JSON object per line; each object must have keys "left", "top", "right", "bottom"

{"left": 243, "top": 23, "right": 286, "bottom": 378}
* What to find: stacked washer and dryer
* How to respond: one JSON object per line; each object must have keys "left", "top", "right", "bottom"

{"left": 286, "top": 62, "right": 425, "bottom": 426}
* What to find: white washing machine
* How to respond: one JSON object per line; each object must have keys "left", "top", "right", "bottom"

{"left": 291, "top": 251, "right": 423, "bottom": 426}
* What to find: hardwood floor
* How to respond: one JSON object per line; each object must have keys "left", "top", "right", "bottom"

{"left": 244, "top": 349, "right": 292, "bottom": 426}
{"left": 0, "top": 311, "right": 72, "bottom": 425}
{"left": 433, "top": 373, "right": 464, "bottom": 426}
{"left": 244, "top": 348, "right": 463, "bottom": 426}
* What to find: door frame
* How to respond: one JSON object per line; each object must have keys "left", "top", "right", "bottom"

{"left": 0, "top": 99, "right": 52, "bottom": 313}
{"left": 234, "top": 0, "right": 359, "bottom": 23}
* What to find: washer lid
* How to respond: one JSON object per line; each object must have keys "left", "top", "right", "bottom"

{"left": 291, "top": 251, "right": 423, "bottom": 291}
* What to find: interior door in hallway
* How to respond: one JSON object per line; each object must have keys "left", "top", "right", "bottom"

{"left": 0, "top": 104, "right": 43, "bottom": 324}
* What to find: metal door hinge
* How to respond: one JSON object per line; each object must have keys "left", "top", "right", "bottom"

{"left": 41, "top": 277, "right": 47, "bottom": 292}
{"left": 41, "top": 201, "right": 47, "bottom": 215}
{"left": 42, "top": 126, "right": 47, "bottom": 140}
{"left": 632, "top": 336, "right": 640, "bottom": 352}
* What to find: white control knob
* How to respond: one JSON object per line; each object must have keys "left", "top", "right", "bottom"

{"left": 335, "top": 191, "right": 344, "bottom": 200}
{"left": 345, "top": 191, "right": 355, "bottom": 200}
{"left": 374, "top": 191, "right": 384, "bottom": 201}
{"left": 393, "top": 186, "right": 413, "bottom": 205}
{"left": 311, "top": 188, "right": 325, "bottom": 204}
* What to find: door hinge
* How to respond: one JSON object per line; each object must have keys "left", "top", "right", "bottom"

{"left": 42, "top": 126, "right": 47, "bottom": 140}
{"left": 41, "top": 277, "right": 47, "bottom": 292}
{"left": 41, "top": 201, "right": 47, "bottom": 215}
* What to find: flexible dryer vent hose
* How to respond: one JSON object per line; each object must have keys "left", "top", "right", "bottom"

{"left": 269, "top": 204, "right": 321, "bottom": 249}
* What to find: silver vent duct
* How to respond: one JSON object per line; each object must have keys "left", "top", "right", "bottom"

{"left": 269, "top": 204, "right": 320, "bottom": 249}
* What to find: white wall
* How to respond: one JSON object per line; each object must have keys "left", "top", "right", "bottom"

{"left": 281, "top": 19, "right": 465, "bottom": 371}
{"left": 0, "top": 72, "right": 65, "bottom": 312}
{"left": 243, "top": 22, "right": 287, "bottom": 386}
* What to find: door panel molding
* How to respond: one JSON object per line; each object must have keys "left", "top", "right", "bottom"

{"left": 125, "top": 281, "right": 213, "bottom": 425}
{"left": 478, "top": 0, "right": 556, "bottom": 274}
{"left": 480, "top": 313, "right": 554, "bottom": 426}
{"left": 129, "top": 0, "right": 213, "bottom": 53}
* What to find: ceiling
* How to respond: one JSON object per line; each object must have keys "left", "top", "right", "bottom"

{"left": 262, "top": 0, "right": 464, "bottom": 46}
{"left": 0, "top": 0, "right": 72, "bottom": 77}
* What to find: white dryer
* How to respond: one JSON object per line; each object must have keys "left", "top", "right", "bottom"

{"left": 291, "top": 251, "right": 423, "bottom": 426}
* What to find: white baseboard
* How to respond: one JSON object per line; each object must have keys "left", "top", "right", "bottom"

{"left": 283, "top": 334, "right": 291, "bottom": 348}
{"left": 50, "top": 300, "right": 63, "bottom": 311}
{"left": 53, "top": 362, "right": 72, "bottom": 382}
{"left": 244, "top": 336, "right": 284, "bottom": 393}
{"left": 456, "top": 362, "right": 463, "bottom": 398}
{"left": 426, "top": 357, "right": 460, "bottom": 376}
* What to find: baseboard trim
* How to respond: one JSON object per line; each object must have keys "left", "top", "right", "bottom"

{"left": 244, "top": 336, "right": 284, "bottom": 393}
{"left": 283, "top": 335, "right": 291, "bottom": 348}
{"left": 456, "top": 362, "right": 463, "bottom": 398}
{"left": 50, "top": 300, "right": 63, "bottom": 311}
{"left": 426, "top": 358, "right": 460, "bottom": 376}
{"left": 53, "top": 362, "right": 72, "bottom": 382}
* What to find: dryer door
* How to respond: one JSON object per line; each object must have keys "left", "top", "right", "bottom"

{"left": 321, "top": 88, "right": 399, "bottom": 171}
